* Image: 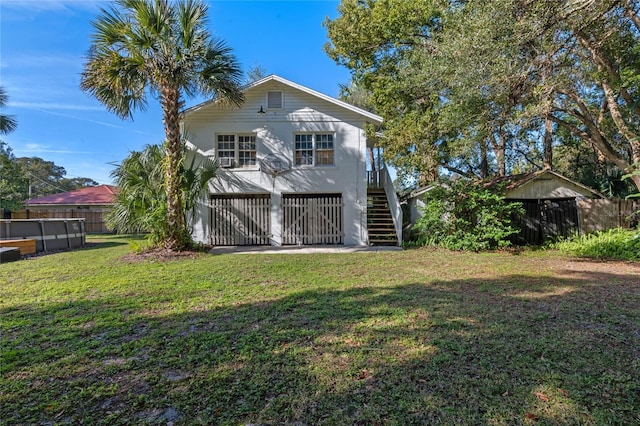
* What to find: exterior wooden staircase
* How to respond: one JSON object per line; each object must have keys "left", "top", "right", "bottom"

{"left": 367, "top": 188, "right": 398, "bottom": 246}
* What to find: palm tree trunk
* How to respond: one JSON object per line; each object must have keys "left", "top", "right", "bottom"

{"left": 161, "top": 85, "right": 187, "bottom": 251}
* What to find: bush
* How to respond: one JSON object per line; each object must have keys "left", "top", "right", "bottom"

{"left": 106, "top": 143, "right": 218, "bottom": 249}
{"left": 410, "top": 180, "right": 523, "bottom": 251}
{"left": 552, "top": 228, "right": 640, "bottom": 261}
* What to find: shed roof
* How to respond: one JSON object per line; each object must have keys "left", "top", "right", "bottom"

{"left": 181, "top": 74, "right": 383, "bottom": 124}
{"left": 483, "top": 169, "right": 604, "bottom": 198}
{"left": 405, "top": 169, "right": 604, "bottom": 202}
{"left": 27, "top": 185, "right": 117, "bottom": 206}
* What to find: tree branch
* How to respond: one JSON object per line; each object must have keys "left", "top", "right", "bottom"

{"left": 623, "top": 0, "right": 640, "bottom": 32}
{"left": 515, "top": 148, "right": 543, "bottom": 170}
{"left": 442, "top": 164, "right": 475, "bottom": 179}
{"left": 577, "top": 30, "right": 640, "bottom": 163}
{"left": 597, "top": 97, "right": 608, "bottom": 127}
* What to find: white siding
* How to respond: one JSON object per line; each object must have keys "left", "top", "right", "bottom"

{"left": 184, "top": 79, "right": 374, "bottom": 246}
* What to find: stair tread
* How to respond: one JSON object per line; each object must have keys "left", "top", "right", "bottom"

{"left": 367, "top": 190, "right": 398, "bottom": 246}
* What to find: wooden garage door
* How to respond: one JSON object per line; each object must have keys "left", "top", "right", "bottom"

{"left": 282, "top": 194, "right": 343, "bottom": 245}
{"left": 210, "top": 194, "right": 271, "bottom": 245}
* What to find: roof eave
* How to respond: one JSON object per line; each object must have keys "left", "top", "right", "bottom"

{"left": 511, "top": 169, "right": 605, "bottom": 198}
{"left": 181, "top": 74, "right": 383, "bottom": 124}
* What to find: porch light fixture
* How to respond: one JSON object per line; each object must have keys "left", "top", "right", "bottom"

{"left": 257, "top": 105, "right": 266, "bottom": 114}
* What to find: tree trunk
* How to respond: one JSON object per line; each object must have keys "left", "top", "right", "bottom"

{"left": 629, "top": 172, "right": 640, "bottom": 192}
{"left": 161, "top": 84, "right": 188, "bottom": 251}
{"left": 480, "top": 139, "right": 489, "bottom": 179}
{"left": 368, "top": 146, "right": 376, "bottom": 171}
{"left": 491, "top": 132, "right": 506, "bottom": 177}
{"left": 543, "top": 112, "right": 553, "bottom": 169}
{"left": 552, "top": 87, "right": 640, "bottom": 192}
{"left": 574, "top": 31, "right": 640, "bottom": 190}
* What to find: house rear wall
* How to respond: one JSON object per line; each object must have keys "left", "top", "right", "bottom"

{"left": 183, "top": 81, "right": 372, "bottom": 246}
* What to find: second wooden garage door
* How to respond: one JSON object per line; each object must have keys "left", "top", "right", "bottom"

{"left": 281, "top": 194, "right": 343, "bottom": 245}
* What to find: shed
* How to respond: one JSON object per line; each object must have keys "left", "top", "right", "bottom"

{"left": 405, "top": 170, "right": 612, "bottom": 245}
{"left": 16, "top": 185, "right": 117, "bottom": 233}
{"left": 488, "top": 169, "right": 603, "bottom": 200}
{"left": 485, "top": 169, "right": 603, "bottom": 244}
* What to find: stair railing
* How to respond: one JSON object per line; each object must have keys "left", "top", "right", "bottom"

{"left": 380, "top": 167, "right": 402, "bottom": 246}
{"left": 366, "top": 170, "right": 380, "bottom": 188}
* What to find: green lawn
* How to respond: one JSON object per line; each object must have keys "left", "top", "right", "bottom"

{"left": 1, "top": 236, "right": 639, "bottom": 425}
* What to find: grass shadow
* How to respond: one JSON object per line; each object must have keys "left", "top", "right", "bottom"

{"left": 2, "top": 267, "right": 639, "bottom": 424}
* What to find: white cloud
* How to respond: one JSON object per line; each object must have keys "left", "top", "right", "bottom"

{"left": 18, "top": 143, "right": 94, "bottom": 155}
{"left": 9, "top": 101, "right": 105, "bottom": 112}
{"left": 8, "top": 105, "right": 132, "bottom": 130}
{"left": 24, "top": 143, "right": 47, "bottom": 151}
{"left": 1, "top": 53, "right": 83, "bottom": 70}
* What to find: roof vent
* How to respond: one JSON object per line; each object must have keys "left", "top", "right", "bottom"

{"left": 267, "top": 91, "right": 283, "bottom": 109}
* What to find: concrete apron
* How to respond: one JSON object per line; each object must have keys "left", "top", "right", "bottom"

{"left": 209, "top": 245, "right": 403, "bottom": 255}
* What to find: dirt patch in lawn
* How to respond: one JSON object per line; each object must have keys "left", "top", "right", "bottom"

{"left": 120, "top": 247, "right": 206, "bottom": 262}
{"left": 546, "top": 257, "right": 640, "bottom": 282}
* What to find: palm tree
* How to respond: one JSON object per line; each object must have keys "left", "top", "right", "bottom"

{"left": 81, "top": 0, "right": 243, "bottom": 251}
{"left": 107, "top": 144, "right": 166, "bottom": 238}
{"left": 0, "top": 87, "right": 18, "bottom": 135}
{"left": 107, "top": 143, "right": 219, "bottom": 243}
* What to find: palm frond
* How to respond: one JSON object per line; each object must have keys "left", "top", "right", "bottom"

{"left": 81, "top": 48, "right": 149, "bottom": 119}
{"left": 177, "top": 0, "right": 208, "bottom": 50}
{"left": 91, "top": 4, "right": 129, "bottom": 46}
{"left": 181, "top": 145, "right": 218, "bottom": 216}
{"left": 0, "top": 115, "right": 17, "bottom": 135}
{"left": 107, "top": 143, "right": 168, "bottom": 236}
{"left": 197, "top": 39, "right": 245, "bottom": 105}
{"left": 108, "top": 142, "right": 218, "bottom": 236}
{"left": 0, "top": 86, "right": 18, "bottom": 135}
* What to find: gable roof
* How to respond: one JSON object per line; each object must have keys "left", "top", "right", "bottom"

{"left": 181, "top": 74, "right": 383, "bottom": 124}
{"left": 484, "top": 169, "right": 604, "bottom": 198}
{"left": 27, "top": 185, "right": 117, "bottom": 206}
{"left": 406, "top": 169, "right": 604, "bottom": 201}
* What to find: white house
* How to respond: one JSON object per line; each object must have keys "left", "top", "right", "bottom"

{"left": 182, "top": 75, "right": 401, "bottom": 247}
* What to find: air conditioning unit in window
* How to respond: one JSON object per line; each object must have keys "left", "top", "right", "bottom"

{"left": 219, "top": 158, "right": 234, "bottom": 168}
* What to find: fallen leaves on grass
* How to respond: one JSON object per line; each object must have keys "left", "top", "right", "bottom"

{"left": 526, "top": 412, "right": 540, "bottom": 421}
{"left": 535, "top": 392, "right": 549, "bottom": 402}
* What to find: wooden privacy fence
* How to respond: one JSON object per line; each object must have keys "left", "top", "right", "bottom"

{"left": 282, "top": 194, "right": 343, "bottom": 245}
{"left": 512, "top": 198, "right": 639, "bottom": 245}
{"left": 11, "top": 209, "right": 110, "bottom": 234}
{"left": 210, "top": 194, "right": 271, "bottom": 245}
{"left": 578, "top": 199, "right": 639, "bottom": 233}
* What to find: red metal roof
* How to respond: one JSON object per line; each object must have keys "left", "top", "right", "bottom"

{"left": 27, "top": 185, "right": 117, "bottom": 206}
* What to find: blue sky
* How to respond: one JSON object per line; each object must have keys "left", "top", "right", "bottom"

{"left": 1, "top": 0, "right": 349, "bottom": 185}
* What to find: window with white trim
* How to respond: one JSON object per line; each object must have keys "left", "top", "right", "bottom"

{"left": 238, "top": 135, "right": 257, "bottom": 167}
{"left": 217, "top": 134, "right": 235, "bottom": 167}
{"left": 217, "top": 133, "right": 257, "bottom": 168}
{"left": 295, "top": 134, "right": 313, "bottom": 165}
{"left": 315, "top": 133, "right": 334, "bottom": 165}
{"left": 294, "top": 133, "right": 335, "bottom": 166}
